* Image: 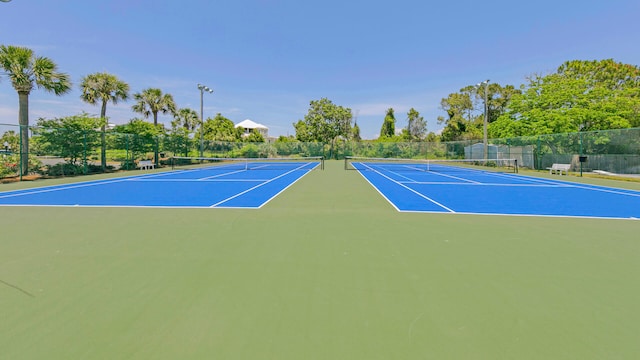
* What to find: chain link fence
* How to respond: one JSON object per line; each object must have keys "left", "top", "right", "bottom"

{"left": 2, "top": 123, "right": 640, "bottom": 181}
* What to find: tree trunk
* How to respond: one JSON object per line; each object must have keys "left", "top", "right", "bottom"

{"left": 18, "top": 91, "right": 29, "bottom": 176}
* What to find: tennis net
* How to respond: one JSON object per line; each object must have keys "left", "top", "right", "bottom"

{"left": 171, "top": 156, "right": 324, "bottom": 171}
{"left": 345, "top": 156, "right": 518, "bottom": 173}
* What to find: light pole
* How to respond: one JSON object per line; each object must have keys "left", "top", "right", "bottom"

{"left": 477, "top": 79, "right": 490, "bottom": 161}
{"left": 197, "top": 84, "right": 213, "bottom": 158}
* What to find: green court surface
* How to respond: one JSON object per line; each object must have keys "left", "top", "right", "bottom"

{"left": 1, "top": 161, "right": 639, "bottom": 359}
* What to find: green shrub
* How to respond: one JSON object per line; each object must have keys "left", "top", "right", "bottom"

{"left": 120, "top": 159, "right": 136, "bottom": 170}
{"left": 45, "top": 163, "right": 84, "bottom": 177}
{"left": 0, "top": 155, "right": 19, "bottom": 177}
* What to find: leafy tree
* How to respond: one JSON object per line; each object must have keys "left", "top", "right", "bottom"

{"left": 406, "top": 108, "right": 426, "bottom": 140}
{"left": 425, "top": 132, "right": 439, "bottom": 143}
{"left": 490, "top": 60, "right": 640, "bottom": 138}
{"left": 34, "top": 113, "right": 104, "bottom": 166}
{"left": 164, "top": 126, "right": 192, "bottom": 157}
{"left": 172, "top": 108, "right": 199, "bottom": 131}
{"left": 379, "top": 108, "right": 396, "bottom": 138}
{"left": 437, "top": 92, "right": 475, "bottom": 141}
{"left": 293, "top": 120, "right": 312, "bottom": 142}
{"left": 438, "top": 82, "right": 521, "bottom": 141}
{"left": 461, "top": 83, "right": 521, "bottom": 127}
{"left": 276, "top": 135, "right": 297, "bottom": 142}
{"left": 352, "top": 123, "right": 361, "bottom": 141}
{"left": 244, "top": 130, "right": 264, "bottom": 142}
{"left": 202, "top": 113, "right": 240, "bottom": 142}
{"left": 557, "top": 59, "right": 640, "bottom": 91}
{"left": 113, "top": 119, "right": 163, "bottom": 164}
{"left": 0, "top": 45, "right": 71, "bottom": 174}
{"left": 0, "top": 130, "right": 19, "bottom": 153}
{"left": 487, "top": 84, "right": 520, "bottom": 124}
{"left": 294, "top": 98, "right": 353, "bottom": 143}
{"left": 132, "top": 88, "right": 177, "bottom": 127}
{"left": 79, "top": 72, "right": 130, "bottom": 171}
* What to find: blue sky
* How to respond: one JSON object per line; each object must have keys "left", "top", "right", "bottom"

{"left": 1, "top": 0, "right": 639, "bottom": 139}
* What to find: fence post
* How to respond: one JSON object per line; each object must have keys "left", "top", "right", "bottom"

{"left": 19, "top": 125, "right": 23, "bottom": 181}
{"left": 125, "top": 134, "right": 130, "bottom": 170}
{"left": 536, "top": 136, "right": 541, "bottom": 170}
{"left": 83, "top": 131, "right": 88, "bottom": 174}
{"left": 579, "top": 132, "right": 583, "bottom": 177}
{"left": 154, "top": 136, "right": 159, "bottom": 167}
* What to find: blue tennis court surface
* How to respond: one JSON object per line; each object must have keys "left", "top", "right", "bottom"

{"left": 351, "top": 161, "right": 640, "bottom": 220}
{"left": 0, "top": 161, "right": 320, "bottom": 209}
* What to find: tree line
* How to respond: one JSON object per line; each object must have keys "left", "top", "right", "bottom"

{"left": 438, "top": 59, "right": 640, "bottom": 141}
{"left": 2, "top": 43, "right": 639, "bottom": 174}
{"left": 291, "top": 98, "right": 429, "bottom": 145}
{"left": 0, "top": 45, "right": 264, "bottom": 175}
{"left": 291, "top": 60, "right": 640, "bottom": 146}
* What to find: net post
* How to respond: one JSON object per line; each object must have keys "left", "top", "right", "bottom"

{"left": 515, "top": 159, "right": 518, "bottom": 173}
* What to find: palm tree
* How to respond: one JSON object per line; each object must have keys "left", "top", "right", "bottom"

{"left": 132, "top": 88, "right": 177, "bottom": 165}
{"left": 80, "top": 72, "right": 130, "bottom": 171}
{"left": 171, "top": 108, "right": 199, "bottom": 131}
{"left": 0, "top": 45, "right": 71, "bottom": 175}
{"left": 131, "top": 88, "right": 177, "bottom": 127}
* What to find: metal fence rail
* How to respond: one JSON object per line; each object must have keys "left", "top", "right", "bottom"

{"left": 2, "top": 123, "right": 640, "bottom": 180}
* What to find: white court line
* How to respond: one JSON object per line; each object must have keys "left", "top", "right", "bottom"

{"left": 134, "top": 166, "right": 248, "bottom": 180}
{"left": 209, "top": 163, "right": 319, "bottom": 209}
{"left": 356, "top": 162, "right": 455, "bottom": 213}
{"left": 0, "top": 167, "right": 238, "bottom": 200}
{"left": 353, "top": 166, "right": 402, "bottom": 211}
{"left": 552, "top": 181, "right": 640, "bottom": 197}
{"left": 397, "top": 208, "right": 639, "bottom": 220}
{"left": 197, "top": 169, "right": 247, "bottom": 180}
{"left": 407, "top": 170, "right": 640, "bottom": 198}
{"left": 481, "top": 171, "right": 572, "bottom": 186}
{"left": 366, "top": 165, "right": 422, "bottom": 183}
{"left": 398, "top": 181, "right": 568, "bottom": 187}
{"left": 256, "top": 163, "right": 320, "bottom": 208}
{"left": 490, "top": 172, "right": 640, "bottom": 198}
{"left": 427, "top": 172, "right": 481, "bottom": 184}
{"left": 0, "top": 165, "right": 251, "bottom": 200}
{"left": 131, "top": 178, "right": 267, "bottom": 182}
{"left": 367, "top": 164, "right": 481, "bottom": 184}
{"left": 371, "top": 164, "right": 427, "bottom": 172}
{"left": 210, "top": 162, "right": 313, "bottom": 207}
{"left": 355, "top": 163, "right": 640, "bottom": 218}
{"left": 0, "top": 174, "right": 157, "bottom": 199}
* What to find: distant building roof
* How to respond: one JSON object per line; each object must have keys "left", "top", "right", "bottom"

{"left": 235, "top": 119, "right": 268, "bottom": 129}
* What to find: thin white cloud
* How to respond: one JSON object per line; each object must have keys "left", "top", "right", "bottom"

{"left": 0, "top": 106, "right": 17, "bottom": 120}
{"left": 353, "top": 103, "right": 408, "bottom": 117}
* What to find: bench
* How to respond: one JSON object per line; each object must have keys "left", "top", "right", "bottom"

{"left": 547, "top": 163, "right": 570, "bottom": 175}
{"left": 138, "top": 160, "right": 155, "bottom": 170}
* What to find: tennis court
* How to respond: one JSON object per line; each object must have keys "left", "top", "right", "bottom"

{"left": 1, "top": 159, "right": 640, "bottom": 360}
{"left": 347, "top": 157, "right": 640, "bottom": 219}
{"left": 0, "top": 157, "right": 322, "bottom": 209}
